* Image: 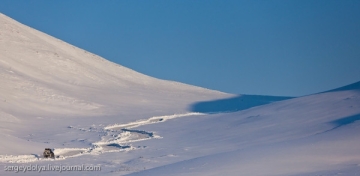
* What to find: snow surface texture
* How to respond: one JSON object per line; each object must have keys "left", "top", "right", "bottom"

{"left": 1, "top": 13, "right": 360, "bottom": 176}
{"left": 0, "top": 13, "right": 228, "bottom": 154}
{"left": 0, "top": 113, "right": 204, "bottom": 163}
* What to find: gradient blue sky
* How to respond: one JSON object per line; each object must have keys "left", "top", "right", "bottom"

{"left": 1, "top": 0, "right": 360, "bottom": 96}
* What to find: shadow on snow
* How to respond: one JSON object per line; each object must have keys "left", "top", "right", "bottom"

{"left": 189, "top": 94, "right": 293, "bottom": 114}
{"left": 331, "top": 113, "right": 360, "bottom": 128}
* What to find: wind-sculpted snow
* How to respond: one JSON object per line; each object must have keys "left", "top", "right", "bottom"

{"left": 105, "top": 113, "right": 204, "bottom": 130}
{"left": 0, "top": 113, "right": 200, "bottom": 163}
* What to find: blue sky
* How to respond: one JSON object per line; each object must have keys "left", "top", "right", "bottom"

{"left": 1, "top": 0, "right": 360, "bottom": 96}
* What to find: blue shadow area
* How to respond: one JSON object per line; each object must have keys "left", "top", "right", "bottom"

{"left": 323, "top": 81, "right": 360, "bottom": 93}
{"left": 331, "top": 114, "right": 360, "bottom": 128}
{"left": 189, "top": 95, "right": 293, "bottom": 113}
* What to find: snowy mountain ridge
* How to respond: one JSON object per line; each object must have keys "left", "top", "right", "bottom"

{"left": 1, "top": 13, "right": 360, "bottom": 176}
{"left": 0, "top": 13, "right": 230, "bottom": 159}
{"left": 0, "top": 12, "right": 228, "bottom": 121}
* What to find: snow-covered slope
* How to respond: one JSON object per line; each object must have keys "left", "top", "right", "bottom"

{"left": 125, "top": 83, "right": 360, "bottom": 176}
{"left": 326, "top": 81, "right": 360, "bottom": 92}
{"left": 0, "top": 13, "right": 229, "bottom": 119}
{"left": 0, "top": 13, "right": 232, "bottom": 155}
{"left": 0, "top": 80, "right": 352, "bottom": 176}
{"left": 1, "top": 13, "right": 360, "bottom": 176}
